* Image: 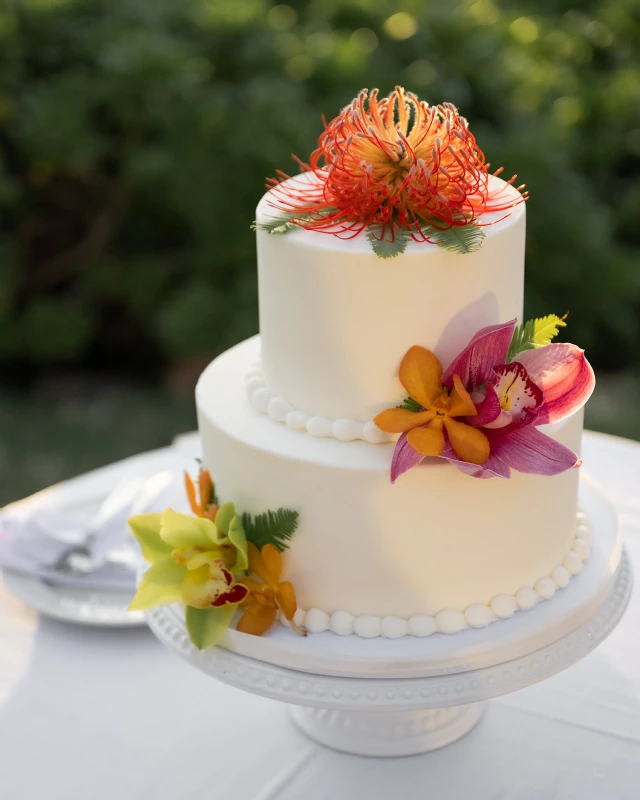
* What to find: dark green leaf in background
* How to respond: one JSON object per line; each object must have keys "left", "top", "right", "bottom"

{"left": 1, "top": 0, "right": 640, "bottom": 505}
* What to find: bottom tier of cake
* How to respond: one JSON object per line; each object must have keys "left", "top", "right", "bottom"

{"left": 196, "top": 337, "right": 589, "bottom": 635}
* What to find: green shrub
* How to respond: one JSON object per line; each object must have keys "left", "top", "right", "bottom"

{"left": 1, "top": 0, "right": 638, "bottom": 374}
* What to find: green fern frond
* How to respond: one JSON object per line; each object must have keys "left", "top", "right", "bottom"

{"left": 251, "top": 212, "right": 300, "bottom": 235}
{"left": 421, "top": 222, "right": 486, "bottom": 254}
{"left": 241, "top": 508, "right": 299, "bottom": 552}
{"left": 507, "top": 319, "right": 536, "bottom": 362}
{"left": 252, "top": 206, "right": 340, "bottom": 236}
{"left": 533, "top": 313, "right": 567, "bottom": 347}
{"left": 366, "top": 225, "right": 409, "bottom": 259}
{"left": 508, "top": 313, "right": 568, "bottom": 362}
{"left": 396, "top": 396, "right": 422, "bottom": 412}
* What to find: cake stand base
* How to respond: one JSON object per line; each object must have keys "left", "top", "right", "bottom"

{"left": 289, "top": 703, "right": 485, "bottom": 757}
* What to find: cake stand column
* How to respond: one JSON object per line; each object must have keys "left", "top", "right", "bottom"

{"left": 289, "top": 703, "right": 485, "bottom": 757}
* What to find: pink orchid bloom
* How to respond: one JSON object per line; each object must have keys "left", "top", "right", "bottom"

{"left": 390, "top": 318, "right": 595, "bottom": 481}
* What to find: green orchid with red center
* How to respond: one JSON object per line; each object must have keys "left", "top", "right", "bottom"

{"left": 129, "top": 503, "right": 249, "bottom": 649}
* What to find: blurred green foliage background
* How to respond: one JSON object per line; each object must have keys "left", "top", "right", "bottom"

{"left": 1, "top": 0, "right": 639, "bottom": 503}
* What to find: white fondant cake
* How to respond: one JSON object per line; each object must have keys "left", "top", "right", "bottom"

{"left": 195, "top": 174, "right": 591, "bottom": 637}
{"left": 256, "top": 174, "right": 525, "bottom": 422}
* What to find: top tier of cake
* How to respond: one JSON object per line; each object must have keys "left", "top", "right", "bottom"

{"left": 255, "top": 174, "right": 526, "bottom": 423}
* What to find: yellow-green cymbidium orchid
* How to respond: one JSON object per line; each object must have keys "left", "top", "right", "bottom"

{"left": 128, "top": 504, "right": 249, "bottom": 648}
{"left": 129, "top": 504, "right": 248, "bottom": 611}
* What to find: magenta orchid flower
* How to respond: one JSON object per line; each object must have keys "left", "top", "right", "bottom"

{"left": 387, "top": 318, "right": 595, "bottom": 481}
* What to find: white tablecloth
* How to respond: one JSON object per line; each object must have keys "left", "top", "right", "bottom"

{"left": 0, "top": 431, "right": 638, "bottom": 800}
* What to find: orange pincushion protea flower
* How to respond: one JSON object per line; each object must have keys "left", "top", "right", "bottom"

{"left": 266, "top": 87, "right": 526, "bottom": 251}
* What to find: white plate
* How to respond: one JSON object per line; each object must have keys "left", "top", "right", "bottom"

{"left": 2, "top": 571, "right": 145, "bottom": 626}
{"left": 1, "top": 440, "right": 201, "bottom": 626}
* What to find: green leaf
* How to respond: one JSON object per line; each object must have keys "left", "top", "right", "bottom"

{"left": 507, "top": 319, "right": 536, "bottom": 362}
{"left": 185, "top": 605, "right": 236, "bottom": 650}
{"left": 366, "top": 226, "right": 409, "bottom": 259}
{"left": 128, "top": 513, "right": 172, "bottom": 564}
{"left": 251, "top": 212, "right": 300, "bottom": 235}
{"left": 396, "top": 396, "right": 422, "bottom": 412}
{"left": 421, "top": 222, "right": 486, "bottom": 254}
{"left": 252, "top": 207, "right": 339, "bottom": 235}
{"left": 508, "top": 314, "right": 568, "bottom": 361}
{"left": 21, "top": 297, "right": 95, "bottom": 362}
{"left": 533, "top": 314, "right": 567, "bottom": 347}
{"left": 241, "top": 508, "right": 299, "bottom": 552}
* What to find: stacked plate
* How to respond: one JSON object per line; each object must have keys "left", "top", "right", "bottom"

{"left": 0, "top": 433, "right": 199, "bottom": 627}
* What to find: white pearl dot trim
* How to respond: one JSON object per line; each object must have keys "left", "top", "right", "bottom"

{"left": 279, "top": 512, "right": 592, "bottom": 639}
{"left": 245, "top": 363, "right": 393, "bottom": 445}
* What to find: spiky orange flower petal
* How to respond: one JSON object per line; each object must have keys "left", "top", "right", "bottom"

{"left": 267, "top": 87, "right": 527, "bottom": 242}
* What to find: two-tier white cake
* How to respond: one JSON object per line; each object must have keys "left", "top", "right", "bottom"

{"left": 180, "top": 89, "right": 596, "bottom": 641}
{"left": 196, "top": 199, "right": 593, "bottom": 639}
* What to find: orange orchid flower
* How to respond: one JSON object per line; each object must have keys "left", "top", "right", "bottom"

{"left": 374, "top": 346, "right": 490, "bottom": 465}
{"left": 237, "top": 543, "right": 306, "bottom": 637}
{"left": 184, "top": 468, "right": 218, "bottom": 521}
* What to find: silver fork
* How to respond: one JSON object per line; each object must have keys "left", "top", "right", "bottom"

{"left": 52, "top": 476, "right": 145, "bottom": 575}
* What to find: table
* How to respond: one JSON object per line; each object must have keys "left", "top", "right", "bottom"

{"left": 0, "top": 431, "right": 638, "bottom": 800}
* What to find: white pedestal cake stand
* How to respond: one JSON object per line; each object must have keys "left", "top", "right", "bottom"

{"left": 146, "top": 479, "right": 633, "bottom": 757}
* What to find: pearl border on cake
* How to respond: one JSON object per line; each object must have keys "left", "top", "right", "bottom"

{"left": 279, "top": 512, "right": 593, "bottom": 639}
{"left": 245, "top": 363, "right": 393, "bottom": 444}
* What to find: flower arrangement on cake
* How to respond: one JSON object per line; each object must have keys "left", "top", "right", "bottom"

{"left": 128, "top": 469, "right": 304, "bottom": 649}
{"left": 256, "top": 86, "right": 527, "bottom": 258}
{"left": 375, "top": 314, "right": 595, "bottom": 481}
